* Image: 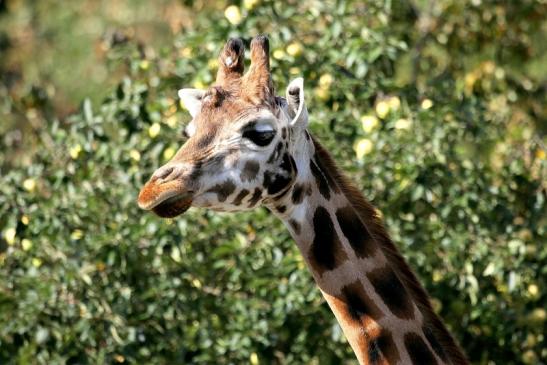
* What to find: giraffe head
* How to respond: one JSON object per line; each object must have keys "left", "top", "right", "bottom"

{"left": 138, "top": 36, "right": 309, "bottom": 217}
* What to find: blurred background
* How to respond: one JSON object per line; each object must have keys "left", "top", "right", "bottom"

{"left": 0, "top": 0, "right": 545, "bottom": 364}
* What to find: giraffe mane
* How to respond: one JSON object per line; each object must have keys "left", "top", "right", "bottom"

{"left": 310, "top": 135, "right": 469, "bottom": 365}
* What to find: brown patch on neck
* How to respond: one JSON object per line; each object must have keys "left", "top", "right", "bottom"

{"left": 308, "top": 206, "right": 349, "bottom": 275}
{"left": 336, "top": 206, "right": 377, "bottom": 258}
{"left": 341, "top": 280, "right": 384, "bottom": 323}
{"left": 373, "top": 330, "right": 401, "bottom": 364}
{"left": 404, "top": 332, "right": 439, "bottom": 365}
{"left": 327, "top": 287, "right": 400, "bottom": 365}
{"left": 367, "top": 265, "right": 415, "bottom": 320}
{"left": 310, "top": 135, "right": 469, "bottom": 365}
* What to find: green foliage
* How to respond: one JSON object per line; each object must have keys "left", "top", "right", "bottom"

{"left": 1, "top": 1, "right": 546, "bottom": 364}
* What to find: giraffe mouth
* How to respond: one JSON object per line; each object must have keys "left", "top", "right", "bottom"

{"left": 138, "top": 180, "right": 193, "bottom": 218}
{"left": 151, "top": 194, "right": 193, "bottom": 218}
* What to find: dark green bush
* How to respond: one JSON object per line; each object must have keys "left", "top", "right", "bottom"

{"left": 1, "top": 1, "right": 545, "bottom": 364}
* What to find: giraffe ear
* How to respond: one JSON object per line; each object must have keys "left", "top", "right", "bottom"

{"left": 286, "top": 77, "right": 308, "bottom": 130}
{"left": 178, "top": 88, "right": 205, "bottom": 118}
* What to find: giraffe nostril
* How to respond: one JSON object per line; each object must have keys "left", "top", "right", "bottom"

{"left": 156, "top": 166, "right": 174, "bottom": 180}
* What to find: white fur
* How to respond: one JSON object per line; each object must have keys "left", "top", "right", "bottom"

{"left": 178, "top": 88, "right": 205, "bottom": 118}
{"left": 285, "top": 78, "right": 308, "bottom": 130}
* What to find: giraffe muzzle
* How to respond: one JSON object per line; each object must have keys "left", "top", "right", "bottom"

{"left": 137, "top": 169, "right": 194, "bottom": 218}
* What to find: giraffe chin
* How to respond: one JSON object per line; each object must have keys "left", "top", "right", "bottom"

{"left": 152, "top": 195, "right": 193, "bottom": 218}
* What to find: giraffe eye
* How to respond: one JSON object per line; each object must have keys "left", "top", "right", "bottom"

{"left": 242, "top": 123, "right": 276, "bottom": 146}
{"left": 243, "top": 129, "right": 276, "bottom": 146}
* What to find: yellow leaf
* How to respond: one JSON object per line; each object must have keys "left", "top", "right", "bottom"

{"left": 289, "top": 67, "right": 300, "bottom": 75}
{"left": 21, "top": 239, "right": 33, "bottom": 251}
{"left": 430, "top": 297, "right": 442, "bottom": 312}
{"left": 464, "top": 72, "right": 478, "bottom": 95}
{"left": 23, "top": 178, "right": 36, "bottom": 192}
{"left": 171, "top": 247, "right": 182, "bottom": 263}
{"left": 148, "top": 123, "right": 161, "bottom": 138}
{"left": 163, "top": 147, "right": 176, "bottom": 161}
{"left": 527, "top": 284, "right": 539, "bottom": 297}
{"left": 32, "top": 258, "right": 42, "bottom": 268}
{"left": 522, "top": 350, "right": 537, "bottom": 364}
{"left": 166, "top": 115, "right": 178, "bottom": 128}
{"left": 530, "top": 308, "right": 545, "bottom": 322}
{"left": 375, "top": 101, "right": 389, "bottom": 119}
{"left": 319, "top": 73, "right": 333, "bottom": 88}
{"left": 394, "top": 118, "right": 412, "bottom": 130}
{"left": 354, "top": 139, "right": 373, "bottom": 159}
{"left": 71, "top": 229, "right": 84, "bottom": 240}
{"left": 482, "top": 60, "right": 496, "bottom": 74}
{"left": 250, "top": 352, "right": 259, "bottom": 365}
{"left": 114, "top": 354, "right": 125, "bottom": 363}
{"left": 387, "top": 96, "right": 400, "bottom": 111}
{"left": 286, "top": 42, "right": 302, "bottom": 57}
{"left": 432, "top": 270, "right": 443, "bottom": 282}
{"left": 224, "top": 5, "right": 242, "bottom": 25}
{"left": 243, "top": 0, "right": 259, "bottom": 10}
{"left": 192, "top": 278, "right": 202, "bottom": 289}
{"left": 179, "top": 47, "right": 192, "bottom": 58}
{"left": 360, "top": 115, "right": 379, "bottom": 133}
{"left": 421, "top": 98, "right": 433, "bottom": 110}
{"left": 139, "top": 60, "right": 149, "bottom": 70}
{"left": 314, "top": 87, "right": 329, "bottom": 101}
{"left": 4, "top": 227, "right": 16, "bottom": 245}
{"left": 69, "top": 144, "right": 82, "bottom": 159}
{"left": 129, "top": 149, "right": 141, "bottom": 162}
{"left": 273, "top": 49, "right": 285, "bottom": 60}
{"left": 207, "top": 58, "right": 219, "bottom": 70}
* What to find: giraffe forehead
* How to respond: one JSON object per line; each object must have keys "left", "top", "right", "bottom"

{"left": 198, "top": 89, "right": 276, "bottom": 125}
{"left": 192, "top": 106, "right": 278, "bottom": 147}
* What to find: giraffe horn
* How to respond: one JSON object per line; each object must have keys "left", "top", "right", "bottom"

{"left": 243, "top": 35, "right": 274, "bottom": 103}
{"left": 216, "top": 38, "right": 245, "bottom": 86}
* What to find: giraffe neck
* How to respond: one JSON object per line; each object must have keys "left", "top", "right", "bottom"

{"left": 268, "top": 135, "right": 467, "bottom": 365}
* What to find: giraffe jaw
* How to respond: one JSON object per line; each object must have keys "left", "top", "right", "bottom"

{"left": 152, "top": 194, "right": 193, "bottom": 218}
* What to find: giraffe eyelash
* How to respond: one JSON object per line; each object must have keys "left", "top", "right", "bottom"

{"left": 242, "top": 128, "right": 276, "bottom": 146}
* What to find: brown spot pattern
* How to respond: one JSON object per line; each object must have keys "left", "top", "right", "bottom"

{"left": 341, "top": 280, "right": 383, "bottom": 323}
{"left": 267, "top": 142, "right": 283, "bottom": 163}
{"left": 310, "top": 160, "right": 331, "bottom": 200}
{"left": 291, "top": 184, "right": 305, "bottom": 205}
{"left": 336, "top": 206, "right": 377, "bottom": 258}
{"left": 404, "top": 332, "right": 438, "bottom": 365}
{"left": 206, "top": 180, "right": 236, "bottom": 202}
{"left": 374, "top": 330, "right": 400, "bottom": 364}
{"left": 423, "top": 325, "right": 448, "bottom": 363}
{"left": 263, "top": 171, "right": 292, "bottom": 195}
{"left": 232, "top": 189, "right": 250, "bottom": 205}
{"left": 289, "top": 219, "right": 301, "bottom": 234}
{"left": 368, "top": 266, "right": 415, "bottom": 320}
{"left": 248, "top": 188, "right": 262, "bottom": 207}
{"left": 308, "top": 206, "right": 348, "bottom": 275}
{"left": 241, "top": 160, "right": 260, "bottom": 182}
{"left": 314, "top": 151, "right": 340, "bottom": 193}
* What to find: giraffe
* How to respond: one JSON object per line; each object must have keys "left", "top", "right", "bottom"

{"left": 137, "top": 35, "right": 469, "bottom": 365}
